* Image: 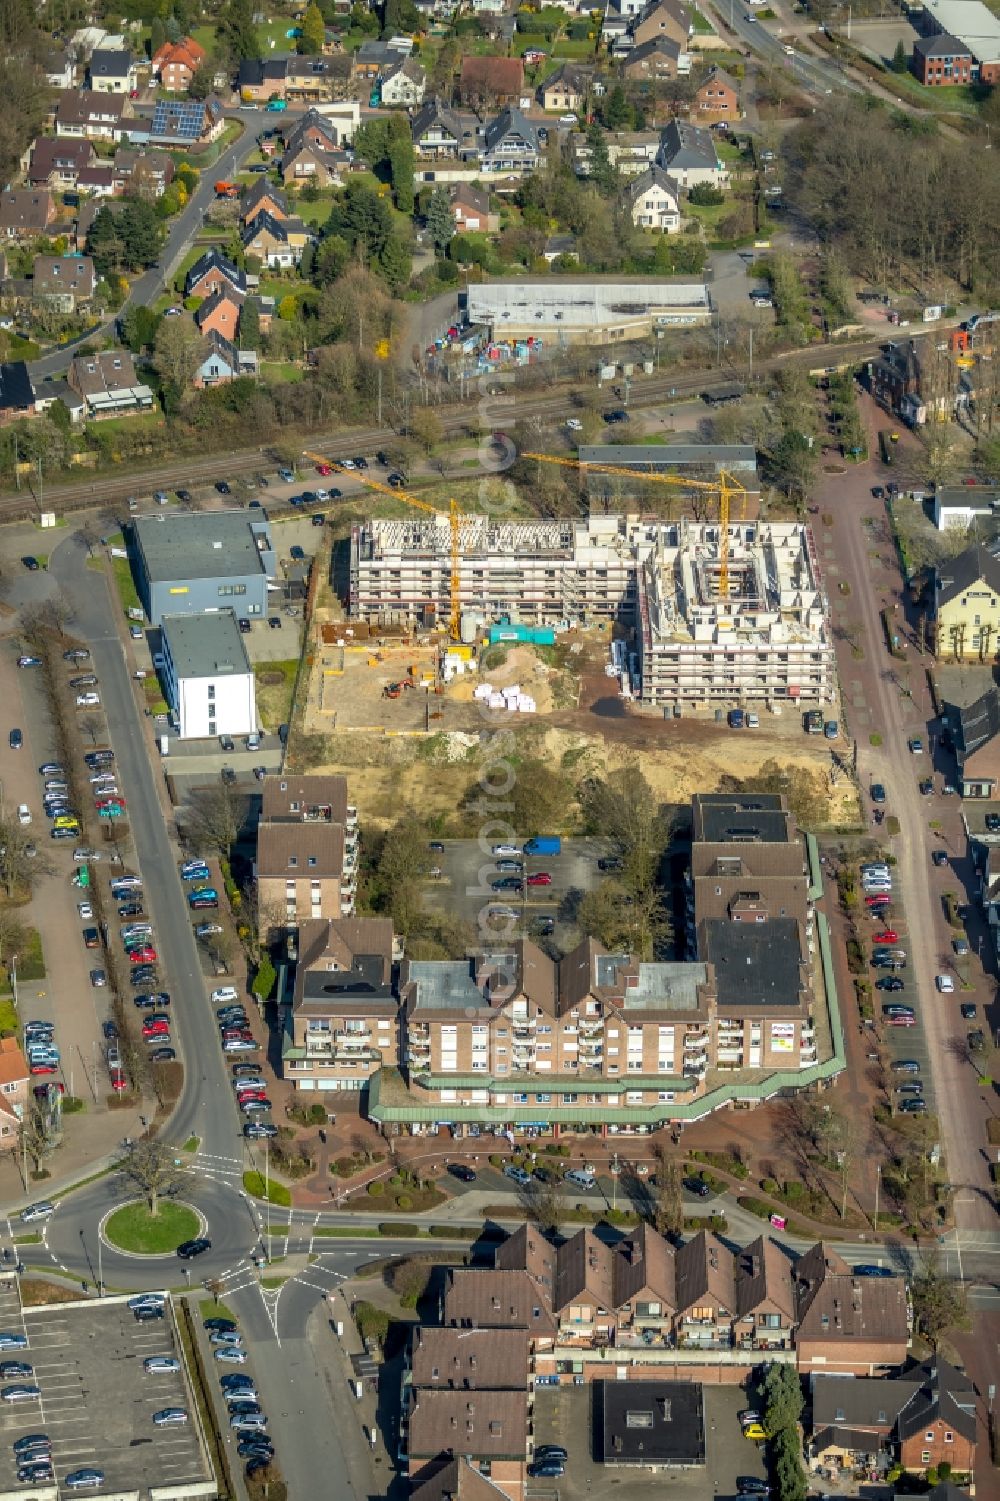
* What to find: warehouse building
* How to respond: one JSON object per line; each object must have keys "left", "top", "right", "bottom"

{"left": 131, "top": 509, "right": 276, "bottom": 625}
{"left": 636, "top": 519, "right": 835, "bottom": 711}
{"left": 459, "top": 277, "right": 711, "bottom": 344}
{"left": 160, "top": 609, "right": 258, "bottom": 740}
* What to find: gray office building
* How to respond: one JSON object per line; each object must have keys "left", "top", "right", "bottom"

{"left": 131, "top": 510, "right": 276, "bottom": 625}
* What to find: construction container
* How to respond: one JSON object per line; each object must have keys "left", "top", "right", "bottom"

{"left": 488, "top": 621, "right": 556, "bottom": 646}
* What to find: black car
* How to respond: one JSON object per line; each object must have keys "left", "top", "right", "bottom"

{"left": 134, "top": 993, "right": 170, "bottom": 1009}
{"left": 134, "top": 1305, "right": 164, "bottom": 1322}
{"left": 969, "top": 1029, "right": 986, "bottom": 1051}
{"left": 238, "top": 1441, "right": 275, "bottom": 1460}
{"left": 387, "top": 472, "right": 406, "bottom": 487}
{"left": 932, "top": 849, "right": 948, "bottom": 866}
{"left": 987, "top": 814, "right": 1000, "bottom": 832}
{"left": 852, "top": 1265, "right": 894, "bottom": 1279}
{"left": 215, "top": 481, "right": 231, "bottom": 495}
{"left": 246, "top": 1459, "right": 274, "bottom": 1479}
{"left": 268, "top": 616, "right": 281, "bottom": 629}
{"left": 875, "top": 976, "right": 905, "bottom": 992}
{"left": 353, "top": 456, "right": 368, "bottom": 469}
{"left": 150, "top": 1047, "right": 176, "bottom": 1062}
{"left": 532, "top": 1166, "right": 554, "bottom": 1184}
{"left": 102, "top": 1020, "right": 118, "bottom": 1041}
{"left": 131, "top": 966, "right": 159, "bottom": 986}
{"left": 448, "top": 1163, "right": 476, "bottom": 1183}
{"left": 871, "top": 783, "right": 886, "bottom": 804}
{"left": 919, "top": 778, "right": 934, "bottom": 796}
{"left": 118, "top": 902, "right": 145, "bottom": 918}
{"left": 528, "top": 1461, "right": 565, "bottom": 1478}
{"left": 603, "top": 409, "right": 629, "bottom": 423}
{"left": 21, "top": 556, "right": 39, "bottom": 571}
{"left": 328, "top": 488, "right": 342, "bottom": 499}
{"left": 82, "top": 928, "right": 100, "bottom": 949}
{"left": 300, "top": 491, "right": 317, "bottom": 503}
{"left": 891, "top": 1059, "right": 920, "bottom": 1074}
{"left": 960, "top": 1002, "right": 977, "bottom": 1020}
{"left": 204, "top": 1317, "right": 237, "bottom": 1333}
{"left": 311, "top": 513, "right": 325, "bottom": 527}
{"left": 598, "top": 856, "right": 623, "bottom": 871}
{"left": 243, "top": 1123, "right": 278, "bottom": 1140}
{"left": 683, "top": 1175, "right": 711, "bottom": 1198}
{"left": 221, "top": 766, "right": 237, "bottom": 786}
{"left": 535, "top": 1446, "right": 568, "bottom": 1463}
{"left": 737, "top": 1480, "right": 769, "bottom": 1497}
{"left": 176, "top": 489, "right": 192, "bottom": 503}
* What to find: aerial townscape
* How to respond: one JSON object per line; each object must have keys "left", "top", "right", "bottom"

{"left": 0, "top": 0, "right": 996, "bottom": 1495}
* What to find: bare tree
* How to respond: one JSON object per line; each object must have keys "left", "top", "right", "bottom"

{"left": 80, "top": 713, "right": 103, "bottom": 746}
{"left": 0, "top": 816, "right": 48, "bottom": 899}
{"left": 519, "top": 1174, "right": 564, "bottom": 1234}
{"left": 114, "top": 1138, "right": 187, "bottom": 1216}
{"left": 0, "top": 910, "right": 29, "bottom": 979}
{"left": 20, "top": 1103, "right": 57, "bottom": 1178}
{"left": 651, "top": 1146, "right": 683, "bottom": 1237}
{"left": 184, "top": 785, "right": 241, "bottom": 860}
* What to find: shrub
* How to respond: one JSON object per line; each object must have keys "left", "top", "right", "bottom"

{"left": 307, "top": 1103, "right": 327, "bottom": 1125}
{"left": 761, "top": 1177, "right": 779, "bottom": 1195}
{"left": 379, "top": 1221, "right": 420, "bottom": 1236}
{"left": 62, "top": 1096, "right": 85, "bottom": 1114}
{"left": 488, "top": 1154, "right": 503, "bottom": 1167}
{"left": 332, "top": 1156, "right": 355, "bottom": 1177}
{"left": 389, "top": 1173, "right": 405, "bottom": 1188}
{"left": 689, "top": 183, "right": 725, "bottom": 206}
{"left": 366, "top": 1180, "right": 385, "bottom": 1196}
{"left": 395, "top": 1194, "right": 413, "bottom": 1211}
{"left": 354, "top": 1300, "right": 389, "bottom": 1347}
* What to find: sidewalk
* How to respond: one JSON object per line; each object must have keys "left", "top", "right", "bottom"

{"left": 308, "top": 1285, "right": 394, "bottom": 1492}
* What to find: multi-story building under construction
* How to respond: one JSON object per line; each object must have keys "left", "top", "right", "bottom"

{"left": 349, "top": 514, "right": 834, "bottom": 710}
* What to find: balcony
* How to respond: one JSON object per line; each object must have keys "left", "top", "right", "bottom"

{"left": 346, "top": 805, "right": 358, "bottom": 827}
{"left": 578, "top": 1019, "right": 602, "bottom": 1036}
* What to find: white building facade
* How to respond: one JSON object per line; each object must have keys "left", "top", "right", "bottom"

{"left": 160, "top": 611, "right": 258, "bottom": 741}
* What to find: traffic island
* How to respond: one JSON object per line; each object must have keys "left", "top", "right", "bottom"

{"left": 104, "top": 1199, "right": 201, "bottom": 1255}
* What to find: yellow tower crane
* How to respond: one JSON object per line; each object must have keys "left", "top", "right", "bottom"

{"left": 521, "top": 452, "right": 748, "bottom": 599}
{"left": 302, "top": 451, "right": 462, "bottom": 639}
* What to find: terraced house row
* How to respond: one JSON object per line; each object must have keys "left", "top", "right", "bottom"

{"left": 397, "top": 1223, "right": 911, "bottom": 1501}
{"left": 279, "top": 793, "right": 844, "bottom": 1132}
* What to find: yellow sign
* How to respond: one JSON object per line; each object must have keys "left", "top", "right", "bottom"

{"left": 169, "top": 586, "right": 190, "bottom": 594}
{"left": 374, "top": 339, "right": 390, "bottom": 360}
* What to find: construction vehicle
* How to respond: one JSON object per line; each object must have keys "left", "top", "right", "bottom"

{"left": 302, "top": 450, "right": 462, "bottom": 638}
{"left": 383, "top": 683, "right": 401, "bottom": 699}
{"left": 521, "top": 452, "right": 748, "bottom": 598}
{"left": 214, "top": 181, "right": 240, "bottom": 198}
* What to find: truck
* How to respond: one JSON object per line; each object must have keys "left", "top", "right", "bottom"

{"left": 523, "top": 836, "right": 561, "bottom": 856}
{"left": 214, "top": 181, "right": 240, "bottom": 198}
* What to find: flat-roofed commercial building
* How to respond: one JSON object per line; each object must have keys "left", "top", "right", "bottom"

{"left": 131, "top": 509, "right": 276, "bottom": 624}
{"left": 460, "top": 277, "right": 711, "bottom": 343}
{"left": 160, "top": 609, "right": 257, "bottom": 740}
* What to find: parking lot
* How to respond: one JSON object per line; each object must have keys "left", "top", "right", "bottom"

{"left": 864, "top": 866, "right": 936, "bottom": 1114}
{"left": 420, "top": 837, "right": 615, "bottom": 952}
{"left": 0, "top": 1289, "right": 214, "bottom": 1498}
{"left": 532, "top": 1383, "right": 768, "bottom": 1501}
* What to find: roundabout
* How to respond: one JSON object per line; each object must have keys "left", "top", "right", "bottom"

{"left": 102, "top": 1200, "right": 203, "bottom": 1256}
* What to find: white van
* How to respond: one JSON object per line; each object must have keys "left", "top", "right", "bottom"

{"left": 565, "top": 1169, "right": 597, "bottom": 1191}
{"left": 17, "top": 805, "right": 30, "bottom": 826}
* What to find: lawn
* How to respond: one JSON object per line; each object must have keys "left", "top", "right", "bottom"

{"left": 885, "top": 69, "right": 984, "bottom": 115}
{"left": 105, "top": 1200, "right": 200, "bottom": 1254}
{"left": 200, "top": 1300, "right": 237, "bottom": 1323}
{"left": 243, "top": 1170, "right": 292, "bottom": 1207}
{"left": 111, "top": 554, "right": 142, "bottom": 614}
{"left": 260, "top": 361, "right": 305, "bottom": 385}
{"left": 253, "top": 659, "right": 300, "bottom": 728}
{"left": 0, "top": 998, "right": 17, "bottom": 1031}
{"left": 16, "top": 927, "right": 45, "bottom": 982}
{"left": 690, "top": 5, "right": 716, "bottom": 31}
{"left": 291, "top": 192, "right": 336, "bottom": 227}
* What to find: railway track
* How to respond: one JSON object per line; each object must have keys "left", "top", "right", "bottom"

{"left": 0, "top": 337, "right": 890, "bottom": 525}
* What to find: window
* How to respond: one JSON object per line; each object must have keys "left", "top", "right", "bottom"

{"left": 288, "top": 856, "right": 298, "bottom": 868}
{"left": 945, "top": 1432, "right": 953, "bottom": 1443}
{"left": 207, "top": 685, "right": 215, "bottom": 700}
{"left": 925, "top": 1432, "right": 934, "bottom": 1442}
{"left": 308, "top": 856, "right": 317, "bottom": 867}
{"left": 921, "top": 1453, "right": 931, "bottom": 1466}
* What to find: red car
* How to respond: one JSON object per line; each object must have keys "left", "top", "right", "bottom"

{"left": 876, "top": 930, "right": 899, "bottom": 944}
{"left": 130, "top": 945, "right": 157, "bottom": 964}
{"left": 30, "top": 1062, "right": 57, "bottom": 1076}
{"left": 110, "top": 1069, "right": 128, "bottom": 1092}
{"left": 315, "top": 463, "right": 332, "bottom": 476}
{"left": 526, "top": 872, "right": 552, "bottom": 887}
{"left": 222, "top": 1028, "right": 253, "bottom": 1042}
{"left": 236, "top": 1089, "right": 267, "bottom": 1104}
{"left": 883, "top": 1014, "right": 916, "bottom": 1027}
{"left": 864, "top": 894, "right": 890, "bottom": 907}
{"left": 142, "top": 1018, "right": 170, "bottom": 1036}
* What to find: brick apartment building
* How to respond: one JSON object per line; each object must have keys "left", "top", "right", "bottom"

{"left": 810, "top": 1357, "right": 977, "bottom": 1477}
{"left": 255, "top": 773, "right": 358, "bottom": 934}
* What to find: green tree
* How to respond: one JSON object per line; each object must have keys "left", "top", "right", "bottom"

{"left": 299, "top": 1, "right": 325, "bottom": 52}
{"left": 328, "top": 180, "right": 393, "bottom": 261}
{"left": 151, "top": 316, "right": 204, "bottom": 402}
{"left": 651, "top": 1147, "right": 683, "bottom": 1236}
{"left": 85, "top": 204, "right": 125, "bottom": 279}
{"left": 890, "top": 38, "right": 908, "bottom": 72}
{"left": 585, "top": 121, "right": 615, "bottom": 195}
{"left": 121, "top": 304, "right": 162, "bottom": 353}
{"left": 186, "top": 58, "right": 215, "bottom": 100}
{"left": 114, "top": 1138, "right": 187, "bottom": 1216}
{"left": 602, "top": 83, "right": 631, "bottom": 129}
{"left": 388, "top": 136, "right": 415, "bottom": 213}
{"left": 119, "top": 199, "right": 162, "bottom": 269}
{"left": 217, "top": 0, "right": 261, "bottom": 64}
{"left": 762, "top": 1362, "right": 804, "bottom": 1435}
{"left": 150, "top": 16, "right": 167, "bottom": 58}
{"left": 426, "top": 186, "right": 454, "bottom": 254}
{"left": 384, "top": 0, "right": 422, "bottom": 32}
{"left": 379, "top": 231, "right": 411, "bottom": 290}
{"left": 238, "top": 296, "right": 260, "bottom": 348}
{"left": 312, "top": 233, "right": 350, "bottom": 287}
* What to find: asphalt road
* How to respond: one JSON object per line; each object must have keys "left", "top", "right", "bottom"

{"left": 710, "top": 0, "right": 859, "bottom": 95}
{"left": 29, "top": 110, "right": 265, "bottom": 385}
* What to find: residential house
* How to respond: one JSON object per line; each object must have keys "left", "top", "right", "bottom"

{"left": 25, "top": 137, "right": 96, "bottom": 189}
{"left": 88, "top": 48, "right": 137, "bottom": 93}
{"left": 571, "top": 127, "right": 660, "bottom": 176}
{"left": 538, "top": 62, "right": 592, "bottom": 111}
{"left": 148, "top": 96, "right": 224, "bottom": 146}
{"left": 32, "top": 254, "right": 97, "bottom": 313}
{"left": 75, "top": 165, "right": 118, "bottom": 198}
{"left": 151, "top": 36, "right": 207, "bottom": 92}
{"left": 480, "top": 107, "right": 540, "bottom": 175}
{"left": 733, "top": 1236, "right": 796, "bottom": 1353}
{"left": 624, "top": 164, "right": 681, "bottom": 230}
{"left": 287, "top": 56, "right": 342, "bottom": 100}
{"left": 238, "top": 56, "right": 290, "bottom": 101}
{"left": 352, "top": 38, "right": 411, "bottom": 81}
{"left": 809, "top": 1360, "right": 977, "bottom": 1479}
{"left": 543, "top": 234, "right": 577, "bottom": 263}
{"left": 657, "top": 119, "right": 726, "bottom": 188}
{"left": 34, "top": 378, "right": 86, "bottom": 424}
{"left": 241, "top": 210, "right": 313, "bottom": 268}
{"left": 74, "top": 199, "right": 104, "bottom": 251}
{"left": 933, "top": 542, "right": 1000, "bottom": 660}
{"left": 113, "top": 147, "right": 175, "bottom": 198}
{"left": 912, "top": 31, "right": 974, "bottom": 82}
{"left": 67, "top": 348, "right": 153, "bottom": 417}
{"left": 459, "top": 56, "right": 525, "bottom": 109}
{"left": 412, "top": 99, "right": 466, "bottom": 159}
{"left": 192, "top": 331, "right": 258, "bottom": 388}
{"left": 693, "top": 65, "right": 740, "bottom": 118}
{"left": 629, "top": 0, "right": 693, "bottom": 48}
{"left": 55, "top": 90, "right": 133, "bottom": 142}
{"left": 258, "top": 774, "right": 359, "bottom": 937}
{"left": 793, "top": 1243, "right": 909, "bottom": 1376}
{"left": 281, "top": 915, "right": 395, "bottom": 1096}
{"left": 283, "top": 108, "right": 345, "bottom": 153}
{"left": 673, "top": 1232, "right": 735, "bottom": 1351}
{"left": 944, "top": 687, "right": 1000, "bottom": 797}
{"left": 404, "top": 1389, "right": 529, "bottom": 1497}
{"left": 194, "top": 288, "right": 243, "bottom": 343}
{"left": 620, "top": 35, "right": 687, "bottom": 78}
{"left": 449, "top": 184, "right": 499, "bottom": 233}
{"left": 0, "top": 362, "right": 37, "bottom": 424}
{"left": 241, "top": 177, "right": 289, "bottom": 225}
{"left": 381, "top": 56, "right": 427, "bottom": 107}
{"left": 185, "top": 248, "right": 247, "bottom": 302}
{"left": 43, "top": 49, "right": 76, "bottom": 90}
{"left": 867, "top": 338, "right": 950, "bottom": 425}
{"left": 0, "top": 1038, "right": 29, "bottom": 1144}
{"left": 553, "top": 1229, "right": 618, "bottom": 1345}
{"left": 0, "top": 190, "right": 55, "bottom": 242}
{"left": 280, "top": 138, "right": 347, "bottom": 187}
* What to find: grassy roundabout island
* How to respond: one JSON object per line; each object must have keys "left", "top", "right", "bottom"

{"left": 104, "top": 1200, "right": 201, "bottom": 1255}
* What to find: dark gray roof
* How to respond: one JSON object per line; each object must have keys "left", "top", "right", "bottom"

{"left": 895, "top": 1359, "right": 977, "bottom": 1446}
{"left": 692, "top": 792, "right": 790, "bottom": 845}
{"left": 578, "top": 443, "right": 756, "bottom": 475}
{"left": 914, "top": 30, "right": 971, "bottom": 56}
{"left": 0, "top": 361, "right": 34, "bottom": 413}
{"left": 242, "top": 176, "right": 287, "bottom": 218}
{"left": 949, "top": 687, "right": 1000, "bottom": 762}
{"left": 161, "top": 609, "right": 250, "bottom": 680}
{"left": 483, "top": 107, "right": 539, "bottom": 154}
{"left": 90, "top": 47, "right": 132, "bottom": 76}
{"left": 702, "top": 918, "right": 803, "bottom": 1008}
{"left": 185, "top": 247, "right": 246, "bottom": 296}
{"left": 659, "top": 118, "right": 719, "bottom": 171}
{"left": 812, "top": 1374, "right": 918, "bottom": 1433}
{"left": 935, "top": 542, "right": 1000, "bottom": 607}
{"left": 411, "top": 97, "right": 464, "bottom": 144}
{"left": 600, "top": 1380, "right": 705, "bottom": 1465}
{"left": 133, "top": 509, "right": 270, "bottom": 584}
